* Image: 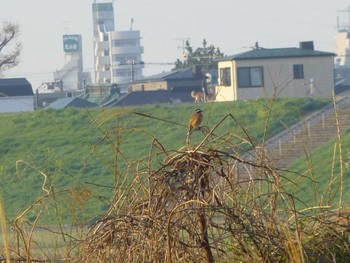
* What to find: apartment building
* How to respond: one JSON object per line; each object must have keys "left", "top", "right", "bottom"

{"left": 92, "top": 1, "right": 144, "bottom": 89}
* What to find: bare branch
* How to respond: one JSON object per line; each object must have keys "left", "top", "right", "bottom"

{"left": 0, "top": 21, "right": 22, "bottom": 72}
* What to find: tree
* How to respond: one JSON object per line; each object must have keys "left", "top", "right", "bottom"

{"left": 173, "top": 39, "right": 224, "bottom": 71}
{"left": 0, "top": 22, "right": 22, "bottom": 73}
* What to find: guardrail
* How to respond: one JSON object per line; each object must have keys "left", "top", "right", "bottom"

{"left": 262, "top": 96, "right": 350, "bottom": 150}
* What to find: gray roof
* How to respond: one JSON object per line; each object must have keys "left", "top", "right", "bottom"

{"left": 218, "top": 47, "right": 336, "bottom": 61}
{"left": 46, "top": 97, "right": 97, "bottom": 109}
{"left": 0, "top": 78, "right": 33, "bottom": 97}
{"left": 134, "top": 68, "right": 198, "bottom": 83}
{"left": 110, "top": 90, "right": 194, "bottom": 107}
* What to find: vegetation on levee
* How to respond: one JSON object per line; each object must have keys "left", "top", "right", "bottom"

{"left": 286, "top": 127, "right": 350, "bottom": 207}
{"left": 0, "top": 98, "right": 327, "bottom": 222}
{"left": 0, "top": 97, "right": 349, "bottom": 262}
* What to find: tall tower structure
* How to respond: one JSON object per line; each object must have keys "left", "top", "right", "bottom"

{"left": 92, "top": 1, "right": 115, "bottom": 84}
{"left": 54, "top": 34, "right": 84, "bottom": 90}
{"left": 335, "top": 7, "right": 350, "bottom": 68}
{"left": 92, "top": 1, "right": 144, "bottom": 91}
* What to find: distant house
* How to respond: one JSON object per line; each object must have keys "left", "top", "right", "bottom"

{"left": 215, "top": 42, "right": 335, "bottom": 101}
{"left": 110, "top": 67, "right": 206, "bottom": 106}
{"left": 46, "top": 97, "right": 97, "bottom": 110}
{"left": 0, "top": 78, "right": 34, "bottom": 113}
{"left": 129, "top": 67, "right": 203, "bottom": 92}
{"left": 109, "top": 90, "right": 194, "bottom": 107}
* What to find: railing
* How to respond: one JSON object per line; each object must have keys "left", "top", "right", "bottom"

{"left": 262, "top": 96, "right": 350, "bottom": 150}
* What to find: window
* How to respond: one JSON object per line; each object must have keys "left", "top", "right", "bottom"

{"left": 293, "top": 64, "right": 304, "bottom": 79}
{"left": 113, "top": 40, "right": 137, "bottom": 47}
{"left": 237, "top": 67, "right": 263, "bottom": 87}
{"left": 219, "top": 67, "right": 231, "bottom": 86}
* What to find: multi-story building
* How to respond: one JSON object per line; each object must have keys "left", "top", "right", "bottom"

{"left": 334, "top": 8, "right": 350, "bottom": 87}
{"left": 92, "top": 1, "right": 144, "bottom": 90}
{"left": 109, "top": 30, "right": 144, "bottom": 84}
{"left": 92, "top": 1, "right": 115, "bottom": 84}
{"left": 54, "top": 34, "right": 90, "bottom": 90}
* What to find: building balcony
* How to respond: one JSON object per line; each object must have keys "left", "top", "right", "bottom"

{"left": 95, "top": 41, "right": 109, "bottom": 52}
{"left": 96, "top": 56, "right": 110, "bottom": 65}
{"left": 111, "top": 46, "right": 144, "bottom": 55}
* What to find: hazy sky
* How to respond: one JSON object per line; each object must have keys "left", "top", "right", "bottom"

{"left": 1, "top": 0, "right": 349, "bottom": 89}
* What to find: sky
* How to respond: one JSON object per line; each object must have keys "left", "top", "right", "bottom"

{"left": 1, "top": 0, "right": 350, "bottom": 89}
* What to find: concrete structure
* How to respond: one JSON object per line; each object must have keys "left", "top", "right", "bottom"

{"left": 92, "top": 1, "right": 144, "bottom": 90}
{"left": 335, "top": 31, "right": 350, "bottom": 68}
{"left": 35, "top": 89, "right": 85, "bottom": 109}
{"left": 335, "top": 7, "right": 350, "bottom": 68}
{"left": 0, "top": 78, "right": 34, "bottom": 113}
{"left": 334, "top": 9, "right": 350, "bottom": 87}
{"left": 109, "top": 30, "right": 144, "bottom": 84}
{"left": 54, "top": 34, "right": 90, "bottom": 90}
{"left": 92, "top": 1, "right": 115, "bottom": 85}
{"left": 216, "top": 42, "right": 335, "bottom": 101}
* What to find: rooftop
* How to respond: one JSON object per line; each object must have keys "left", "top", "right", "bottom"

{"left": 218, "top": 47, "right": 336, "bottom": 61}
{"left": 0, "top": 78, "right": 33, "bottom": 97}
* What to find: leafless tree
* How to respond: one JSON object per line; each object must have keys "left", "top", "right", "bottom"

{"left": 0, "top": 21, "right": 22, "bottom": 73}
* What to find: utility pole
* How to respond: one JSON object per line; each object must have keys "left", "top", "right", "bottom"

{"left": 119, "top": 60, "right": 144, "bottom": 82}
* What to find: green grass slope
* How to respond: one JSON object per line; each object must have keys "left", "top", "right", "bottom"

{"left": 286, "top": 127, "right": 350, "bottom": 209}
{"left": 0, "top": 98, "right": 330, "bottom": 223}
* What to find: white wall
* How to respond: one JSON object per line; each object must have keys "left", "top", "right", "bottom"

{"left": 0, "top": 96, "right": 34, "bottom": 113}
{"left": 216, "top": 56, "right": 334, "bottom": 101}
{"left": 215, "top": 60, "right": 235, "bottom": 101}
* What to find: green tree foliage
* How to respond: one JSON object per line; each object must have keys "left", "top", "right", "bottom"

{"left": 0, "top": 22, "right": 22, "bottom": 73}
{"left": 173, "top": 39, "right": 224, "bottom": 71}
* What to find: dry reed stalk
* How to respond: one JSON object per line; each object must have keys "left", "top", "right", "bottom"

{"left": 0, "top": 195, "right": 10, "bottom": 263}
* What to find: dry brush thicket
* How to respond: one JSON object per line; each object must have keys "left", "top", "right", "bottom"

{"left": 3, "top": 112, "right": 350, "bottom": 262}
{"left": 73, "top": 113, "right": 350, "bottom": 262}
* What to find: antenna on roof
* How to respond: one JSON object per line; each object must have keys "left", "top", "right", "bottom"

{"left": 173, "top": 38, "right": 191, "bottom": 59}
{"left": 62, "top": 21, "right": 69, "bottom": 34}
{"left": 130, "top": 18, "right": 134, "bottom": 31}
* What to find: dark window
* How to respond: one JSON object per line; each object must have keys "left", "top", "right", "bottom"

{"left": 293, "top": 64, "right": 304, "bottom": 79}
{"left": 219, "top": 67, "right": 231, "bottom": 86}
{"left": 237, "top": 67, "right": 264, "bottom": 87}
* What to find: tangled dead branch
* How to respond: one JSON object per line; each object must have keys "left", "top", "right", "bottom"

{"left": 75, "top": 125, "right": 350, "bottom": 262}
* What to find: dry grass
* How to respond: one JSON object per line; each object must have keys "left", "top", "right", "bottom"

{"left": 3, "top": 106, "right": 350, "bottom": 262}
{"left": 70, "top": 113, "right": 350, "bottom": 262}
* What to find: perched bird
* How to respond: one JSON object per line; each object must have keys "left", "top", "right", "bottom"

{"left": 188, "top": 108, "right": 203, "bottom": 133}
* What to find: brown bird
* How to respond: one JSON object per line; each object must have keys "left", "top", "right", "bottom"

{"left": 188, "top": 108, "right": 203, "bottom": 133}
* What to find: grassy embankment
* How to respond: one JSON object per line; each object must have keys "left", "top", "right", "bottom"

{"left": 0, "top": 98, "right": 333, "bottom": 223}
{"left": 2, "top": 97, "right": 350, "bottom": 261}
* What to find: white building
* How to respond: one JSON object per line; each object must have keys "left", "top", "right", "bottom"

{"left": 54, "top": 34, "right": 90, "bottom": 90}
{"left": 92, "top": 1, "right": 115, "bottom": 85}
{"left": 109, "top": 30, "right": 144, "bottom": 84}
{"left": 92, "top": 1, "right": 144, "bottom": 90}
{"left": 335, "top": 7, "right": 350, "bottom": 68}
{"left": 216, "top": 42, "right": 335, "bottom": 101}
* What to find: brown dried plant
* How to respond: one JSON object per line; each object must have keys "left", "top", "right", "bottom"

{"left": 72, "top": 112, "right": 350, "bottom": 263}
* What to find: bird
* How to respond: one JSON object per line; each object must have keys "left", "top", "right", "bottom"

{"left": 188, "top": 108, "right": 203, "bottom": 133}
